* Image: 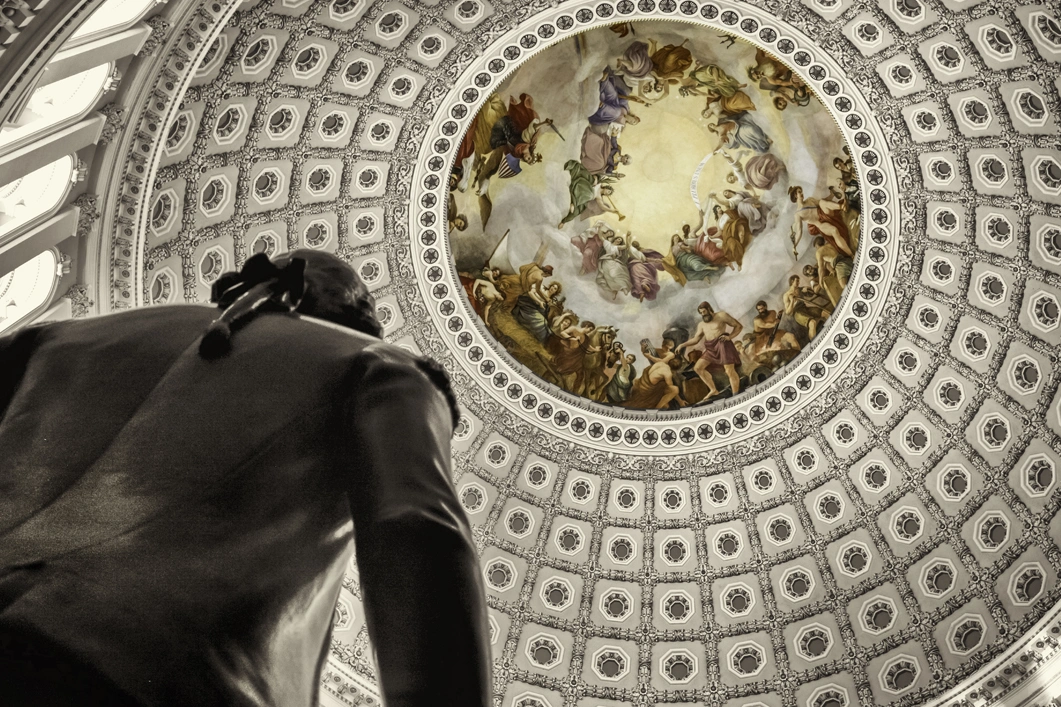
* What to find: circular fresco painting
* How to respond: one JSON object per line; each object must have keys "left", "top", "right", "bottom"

{"left": 449, "top": 21, "right": 860, "bottom": 410}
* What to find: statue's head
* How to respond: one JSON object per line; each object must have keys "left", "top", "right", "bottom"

{"left": 201, "top": 250, "right": 382, "bottom": 359}
{"left": 279, "top": 250, "right": 381, "bottom": 336}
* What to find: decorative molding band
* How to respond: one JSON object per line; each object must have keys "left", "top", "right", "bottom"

{"left": 411, "top": 1, "right": 899, "bottom": 453}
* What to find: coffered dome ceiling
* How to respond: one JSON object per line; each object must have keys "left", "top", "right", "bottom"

{"left": 84, "top": 0, "right": 1061, "bottom": 703}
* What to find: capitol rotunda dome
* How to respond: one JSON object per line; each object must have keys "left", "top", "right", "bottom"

{"left": 2, "top": 0, "right": 1061, "bottom": 705}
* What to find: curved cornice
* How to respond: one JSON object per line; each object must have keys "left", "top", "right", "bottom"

{"left": 0, "top": 0, "right": 108, "bottom": 126}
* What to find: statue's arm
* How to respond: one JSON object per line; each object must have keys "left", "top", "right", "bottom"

{"left": 345, "top": 347, "right": 491, "bottom": 707}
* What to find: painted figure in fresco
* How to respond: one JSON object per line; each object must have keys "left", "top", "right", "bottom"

{"left": 474, "top": 136, "right": 548, "bottom": 227}
{"left": 749, "top": 300, "right": 801, "bottom": 356}
{"left": 713, "top": 148, "right": 783, "bottom": 196}
{"left": 708, "top": 204, "right": 750, "bottom": 271}
{"left": 476, "top": 132, "right": 545, "bottom": 176}
{"left": 589, "top": 67, "right": 645, "bottom": 127}
{"left": 449, "top": 212, "right": 468, "bottom": 234}
{"left": 803, "top": 265, "right": 827, "bottom": 299}
{"left": 525, "top": 264, "right": 557, "bottom": 308}
{"left": 664, "top": 224, "right": 723, "bottom": 285}
{"left": 581, "top": 123, "right": 632, "bottom": 178}
{"left": 569, "top": 221, "right": 610, "bottom": 275}
{"left": 676, "top": 301, "right": 744, "bottom": 401}
{"left": 706, "top": 102, "right": 773, "bottom": 154}
{"left": 626, "top": 237, "right": 666, "bottom": 302}
{"left": 559, "top": 160, "right": 624, "bottom": 227}
{"left": 708, "top": 190, "right": 766, "bottom": 235}
{"left": 624, "top": 338, "right": 685, "bottom": 409}
{"left": 616, "top": 40, "right": 654, "bottom": 80}
{"left": 498, "top": 261, "right": 555, "bottom": 312}
{"left": 543, "top": 311, "right": 579, "bottom": 367}
{"left": 834, "top": 155, "right": 858, "bottom": 195}
{"left": 814, "top": 235, "right": 853, "bottom": 309}
{"left": 783, "top": 274, "right": 830, "bottom": 341}
{"left": 704, "top": 189, "right": 767, "bottom": 271}
{"left": 459, "top": 266, "right": 496, "bottom": 317}
{"left": 717, "top": 149, "right": 750, "bottom": 189}
{"left": 455, "top": 93, "right": 557, "bottom": 227}
{"left": 545, "top": 294, "right": 567, "bottom": 331}
{"left": 472, "top": 267, "right": 505, "bottom": 325}
{"left": 747, "top": 48, "right": 811, "bottom": 110}
{"left": 604, "top": 352, "right": 638, "bottom": 404}
{"left": 514, "top": 281, "right": 563, "bottom": 343}
{"left": 488, "top": 94, "right": 544, "bottom": 152}
{"left": 448, "top": 174, "right": 468, "bottom": 234}
{"left": 681, "top": 63, "right": 752, "bottom": 115}
{"left": 593, "top": 340, "right": 624, "bottom": 398}
{"left": 788, "top": 185, "right": 853, "bottom": 259}
{"left": 667, "top": 233, "right": 708, "bottom": 283}
{"left": 802, "top": 265, "right": 838, "bottom": 326}
{"left": 595, "top": 232, "right": 633, "bottom": 300}
{"left": 581, "top": 326, "right": 618, "bottom": 398}
{"left": 828, "top": 184, "right": 861, "bottom": 251}
{"left": 617, "top": 40, "right": 694, "bottom": 100}
{"left": 548, "top": 311, "right": 579, "bottom": 342}
{"left": 456, "top": 94, "right": 547, "bottom": 191}
{"left": 454, "top": 93, "right": 506, "bottom": 192}
{"left": 687, "top": 215, "right": 729, "bottom": 264}
{"left": 550, "top": 320, "right": 600, "bottom": 385}
{"left": 648, "top": 41, "right": 695, "bottom": 95}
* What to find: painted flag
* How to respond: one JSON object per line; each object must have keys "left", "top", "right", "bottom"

{"left": 497, "top": 152, "right": 523, "bottom": 179}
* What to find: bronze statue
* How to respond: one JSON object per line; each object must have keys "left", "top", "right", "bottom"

{"left": 0, "top": 250, "right": 491, "bottom": 707}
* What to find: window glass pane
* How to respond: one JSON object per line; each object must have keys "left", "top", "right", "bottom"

{"left": 0, "top": 64, "right": 112, "bottom": 151}
{"left": 0, "top": 156, "right": 75, "bottom": 240}
{"left": 70, "top": 0, "right": 160, "bottom": 42}
{"left": 0, "top": 250, "right": 57, "bottom": 334}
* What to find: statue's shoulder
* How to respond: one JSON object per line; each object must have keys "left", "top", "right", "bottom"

{"left": 357, "top": 342, "right": 460, "bottom": 430}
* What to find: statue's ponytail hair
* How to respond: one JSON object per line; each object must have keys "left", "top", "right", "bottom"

{"left": 200, "top": 250, "right": 381, "bottom": 359}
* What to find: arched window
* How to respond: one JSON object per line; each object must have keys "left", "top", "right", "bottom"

{"left": 0, "top": 250, "right": 58, "bottom": 334}
{"left": 0, "top": 156, "right": 75, "bottom": 240}
{"left": 0, "top": 64, "right": 113, "bottom": 151}
{"left": 69, "top": 0, "right": 161, "bottom": 45}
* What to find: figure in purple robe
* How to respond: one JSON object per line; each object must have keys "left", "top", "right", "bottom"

{"left": 589, "top": 68, "right": 637, "bottom": 126}
{"left": 627, "top": 241, "right": 665, "bottom": 302}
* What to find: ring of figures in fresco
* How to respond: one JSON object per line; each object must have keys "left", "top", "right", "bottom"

{"left": 448, "top": 23, "right": 856, "bottom": 414}
{"left": 411, "top": 1, "right": 900, "bottom": 452}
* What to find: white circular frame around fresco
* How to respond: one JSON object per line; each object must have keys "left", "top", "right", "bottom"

{"left": 411, "top": 0, "right": 899, "bottom": 453}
